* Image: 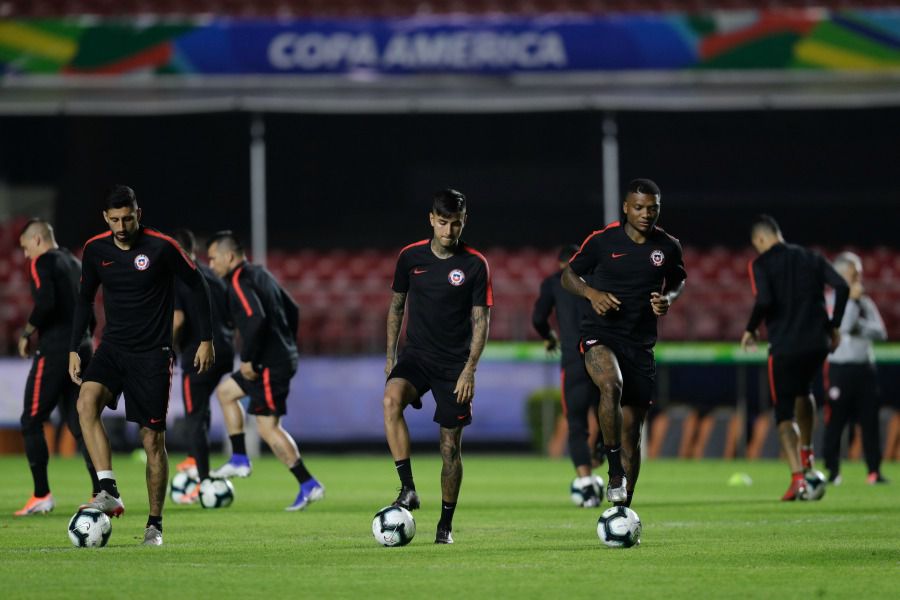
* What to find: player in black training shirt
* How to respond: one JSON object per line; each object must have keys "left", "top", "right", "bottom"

{"left": 206, "top": 231, "right": 324, "bottom": 511}
{"left": 741, "top": 215, "right": 848, "bottom": 501}
{"left": 170, "top": 229, "right": 235, "bottom": 501}
{"left": 563, "top": 179, "right": 686, "bottom": 507}
{"left": 69, "top": 186, "right": 214, "bottom": 546}
{"left": 14, "top": 219, "right": 99, "bottom": 516}
{"left": 384, "top": 189, "right": 492, "bottom": 544}
{"left": 533, "top": 244, "right": 603, "bottom": 507}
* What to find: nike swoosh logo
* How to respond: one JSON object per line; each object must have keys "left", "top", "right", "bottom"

{"left": 101, "top": 260, "right": 114, "bottom": 267}
{"left": 149, "top": 417, "right": 163, "bottom": 424}
{"left": 413, "top": 268, "right": 427, "bottom": 275}
{"left": 611, "top": 253, "right": 627, "bottom": 259}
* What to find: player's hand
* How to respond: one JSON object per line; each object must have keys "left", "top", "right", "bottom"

{"left": 650, "top": 292, "right": 670, "bottom": 316}
{"left": 17, "top": 335, "right": 31, "bottom": 358}
{"left": 240, "top": 361, "right": 258, "bottom": 381}
{"left": 544, "top": 330, "right": 560, "bottom": 354}
{"left": 587, "top": 289, "right": 621, "bottom": 316}
{"left": 68, "top": 352, "right": 82, "bottom": 385}
{"left": 740, "top": 330, "right": 758, "bottom": 353}
{"left": 829, "top": 328, "right": 841, "bottom": 352}
{"left": 385, "top": 356, "right": 397, "bottom": 377}
{"left": 194, "top": 341, "right": 215, "bottom": 374}
{"left": 454, "top": 367, "right": 475, "bottom": 404}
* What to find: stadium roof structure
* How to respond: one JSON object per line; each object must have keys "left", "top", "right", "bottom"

{"left": 3, "top": 70, "right": 900, "bottom": 115}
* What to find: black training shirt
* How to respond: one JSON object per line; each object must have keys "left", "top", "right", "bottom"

{"left": 175, "top": 263, "right": 234, "bottom": 365}
{"left": 392, "top": 239, "right": 492, "bottom": 366}
{"left": 70, "top": 226, "right": 212, "bottom": 353}
{"left": 568, "top": 221, "right": 686, "bottom": 348}
{"left": 746, "top": 242, "right": 849, "bottom": 355}
{"left": 532, "top": 270, "right": 591, "bottom": 367}
{"left": 28, "top": 248, "right": 90, "bottom": 354}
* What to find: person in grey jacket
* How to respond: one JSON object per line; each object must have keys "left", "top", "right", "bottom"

{"left": 824, "top": 252, "right": 889, "bottom": 485}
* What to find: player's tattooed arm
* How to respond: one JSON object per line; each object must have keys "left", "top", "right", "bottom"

{"left": 385, "top": 292, "right": 406, "bottom": 376}
{"left": 561, "top": 266, "right": 620, "bottom": 316}
{"left": 456, "top": 306, "right": 490, "bottom": 404}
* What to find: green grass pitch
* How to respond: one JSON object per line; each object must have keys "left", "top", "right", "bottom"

{"left": 0, "top": 455, "right": 897, "bottom": 599}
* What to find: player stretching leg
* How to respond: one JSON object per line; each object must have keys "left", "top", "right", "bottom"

{"left": 563, "top": 179, "right": 686, "bottom": 507}
{"left": 383, "top": 189, "right": 492, "bottom": 544}
{"left": 206, "top": 232, "right": 324, "bottom": 511}
{"left": 71, "top": 186, "right": 214, "bottom": 545}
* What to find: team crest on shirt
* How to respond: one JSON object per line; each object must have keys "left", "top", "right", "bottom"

{"left": 650, "top": 250, "right": 665, "bottom": 267}
{"left": 134, "top": 254, "right": 150, "bottom": 271}
{"left": 448, "top": 269, "right": 466, "bottom": 286}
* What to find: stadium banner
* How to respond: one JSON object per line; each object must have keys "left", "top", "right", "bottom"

{"left": 1, "top": 10, "right": 900, "bottom": 76}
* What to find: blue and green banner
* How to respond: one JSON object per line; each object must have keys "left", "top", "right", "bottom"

{"left": 2, "top": 10, "right": 900, "bottom": 76}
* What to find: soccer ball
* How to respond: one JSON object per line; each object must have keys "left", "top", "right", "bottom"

{"left": 803, "top": 470, "right": 827, "bottom": 501}
{"left": 170, "top": 471, "right": 200, "bottom": 504}
{"left": 372, "top": 506, "right": 416, "bottom": 547}
{"left": 597, "top": 505, "right": 641, "bottom": 548}
{"left": 570, "top": 475, "right": 605, "bottom": 505}
{"left": 199, "top": 478, "right": 235, "bottom": 509}
{"left": 68, "top": 507, "right": 112, "bottom": 548}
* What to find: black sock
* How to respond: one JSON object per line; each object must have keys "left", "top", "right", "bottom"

{"left": 230, "top": 433, "right": 246, "bottom": 456}
{"left": 147, "top": 515, "right": 162, "bottom": 532}
{"left": 24, "top": 431, "right": 50, "bottom": 497}
{"left": 625, "top": 490, "right": 634, "bottom": 507}
{"left": 605, "top": 445, "right": 625, "bottom": 478}
{"left": 290, "top": 459, "right": 313, "bottom": 484}
{"left": 99, "top": 477, "right": 120, "bottom": 499}
{"left": 395, "top": 458, "right": 415, "bottom": 490}
{"left": 194, "top": 431, "right": 211, "bottom": 481}
{"left": 438, "top": 501, "right": 457, "bottom": 530}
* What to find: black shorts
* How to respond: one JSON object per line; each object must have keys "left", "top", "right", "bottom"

{"left": 388, "top": 352, "right": 471, "bottom": 428}
{"left": 180, "top": 350, "right": 233, "bottom": 419}
{"left": 560, "top": 360, "right": 600, "bottom": 418}
{"left": 768, "top": 350, "right": 828, "bottom": 423}
{"left": 231, "top": 362, "right": 296, "bottom": 417}
{"left": 581, "top": 335, "right": 655, "bottom": 409}
{"left": 21, "top": 343, "right": 92, "bottom": 432}
{"left": 83, "top": 343, "right": 174, "bottom": 431}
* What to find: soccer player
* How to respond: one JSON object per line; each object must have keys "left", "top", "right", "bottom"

{"left": 823, "top": 252, "right": 888, "bottom": 485}
{"left": 562, "top": 178, "right": 686, "bottom": 507}
{"left": 384, "top": 188, "right": 492, "bottom": 544}
{"left": 533, "top": 244, "right": 603, "bottom": 507}
{"left": 171, "top": 229, "right": 236, "bottom": 500}
{"left": 14, "top": 219, "right": 99, "bottom": 515}
{"left": 206, "top": 231, "right": 324, "bottom": 511}
{"left": 70, "top": 186, "right": 215, "bottom": 545}
{"left": 741, "top": 215, "right": 848, "bottom": 500}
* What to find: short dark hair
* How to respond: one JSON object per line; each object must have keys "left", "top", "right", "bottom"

{"left": 558, "top": 244, "right": 579, "bottom": 262}
{"left": 105, "top": 185, "right": 137, "bottom": 210}
{"left": 751, "top": 214, "right": 781, "bottom": 236}
{"left": 626, "top": 178, "right": 661, "bottom": 198}
{"left": 172, "top": 228, "right": 197, "bottom": 256}
{"left": 432, "top": 188, "right": 466, "bottom": 217}
{"left": 206, "top": 230, "right": 244, "bottom": 255}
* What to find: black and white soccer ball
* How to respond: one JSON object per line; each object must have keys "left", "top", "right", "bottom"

{"left": 597, "top": 505, "right": 641, "bottom": 548}
{"left": 170, "top": 471, "right": 200, "bottom": 504}
{"left": 570, "top": 475, "right": 604, "bottom": 505}
{"left": 68, "top": 507, "right": 112, "bottom": 548}
{"left": 372, "top": 506, "right": 416, "bottom": 547}
{"left": 803, "top": 470, "right": 827, "bottom": 501}
{"left": 199, "top": 478, "right": 235, "bottom": 509}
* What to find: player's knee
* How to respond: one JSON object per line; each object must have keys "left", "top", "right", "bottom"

{"left": 20, "top": 416, "right": 42, "bottom": 435}
{"left": 567, "top": 417, "right": 588, "bottom": 442}
{"left": 76, "top": 392, "right": 100, "bottom": 422}
{"left": 383, "top": 393, "right": 403, "bottom": 416}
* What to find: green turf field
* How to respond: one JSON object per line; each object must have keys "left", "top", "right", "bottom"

{"left": 0, "top": 455, "right": 897, "bottom": 599}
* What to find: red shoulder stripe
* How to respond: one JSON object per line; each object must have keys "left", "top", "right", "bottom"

{"left": 82, "top": 231, "right": 112, "bottom": 253}
{"left": 231, "top": 266, "right": 253, "bottom": 317}
{"left": 569, "top": 221, "right": 621, "bottom": 263}
{"left": 398, "top": 239, "right": 430, "bottom": 257}
{"left": 463, "top": 246, "right": 493, "bottom": 307}
{"left": 29, "top": 258, "right": 41, "bottom": 289}
{"left": 144, "top": 229, "right": 197, "bottom": 270}
{"left": 747, "top": 259, "right": 758, "bottom": 297}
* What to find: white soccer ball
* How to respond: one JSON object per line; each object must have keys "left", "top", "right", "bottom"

{"left": 803, "top": 470, "right": 827, "bottom": 501}
{"left": 199, "top": 478, "right": 235, "bottom": 509}
{"left": 372, "top": 506, "right": 416, "bottom": 547}
{"left": 597, "top": 505, "right": 641, "bottom": 548}
{"left": 170, "top": 471, "right": 200, "bottom": 504}
{"left": 570, "top": 475, "right": 605, "bottom": 505}
{"left": 68, "top": 507, "right": 112, "bottom": 548}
